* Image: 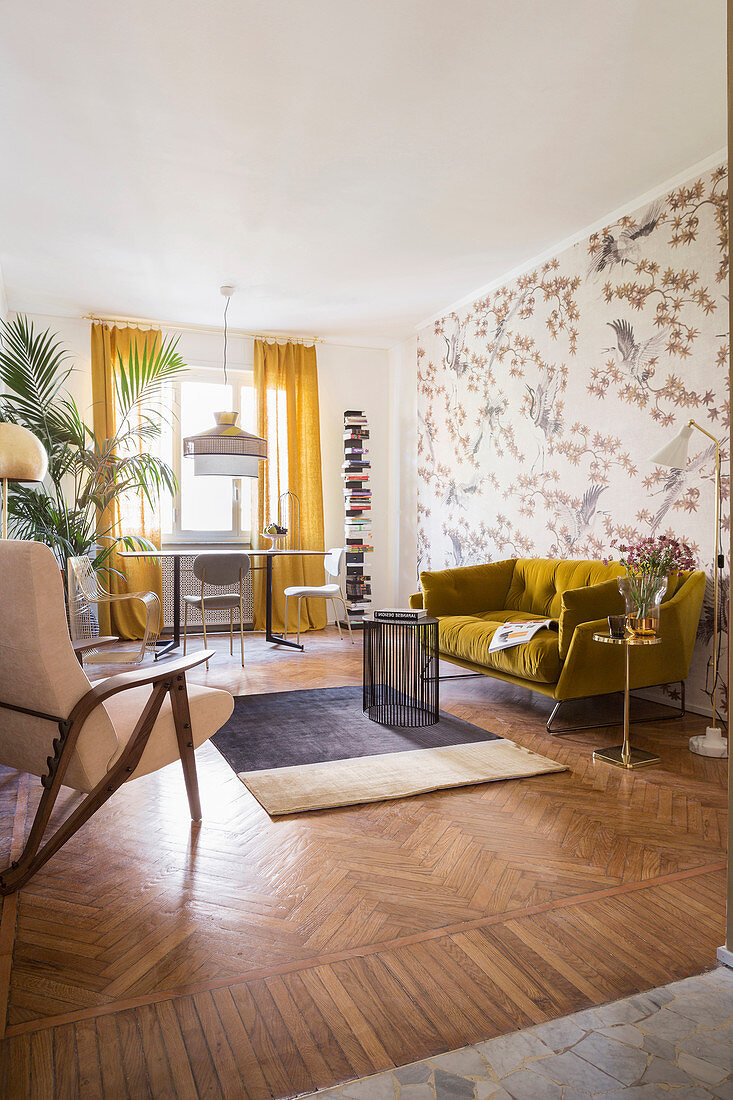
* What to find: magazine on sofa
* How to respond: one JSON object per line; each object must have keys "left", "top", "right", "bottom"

{"left": 488, "top": 618, "right": 558, "bottom": 653}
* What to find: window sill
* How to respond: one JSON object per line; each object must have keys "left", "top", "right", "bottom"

{"left": 162, "top": 539, "right": 253, "bottom": 551}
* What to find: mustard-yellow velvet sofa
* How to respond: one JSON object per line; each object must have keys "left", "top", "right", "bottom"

{"left": 409, "top": 558, "right": 706, "bottom": 730}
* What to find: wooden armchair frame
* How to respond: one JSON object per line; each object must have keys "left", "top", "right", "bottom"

{"left": 0, "top": 648, "right": 213, "bottom": 896}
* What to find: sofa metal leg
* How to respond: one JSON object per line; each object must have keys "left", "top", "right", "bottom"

{"left": 437, "top": 672, "right": 484, "bottom": 681}
{"left": 547, "top": 682, "right": 686, "bottom": 735}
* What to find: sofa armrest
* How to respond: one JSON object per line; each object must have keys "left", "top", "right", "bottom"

{"left": 419, "top": 560, "right": 516, "bottom": 618}
{"left": 409, "top": 592, "right": 424, "bottom": 610}
{"left": 558, "top": 578, "right": 624, "bottom": 660}
{"left": 556, "top": 571, "right": 705, "bottom": 700}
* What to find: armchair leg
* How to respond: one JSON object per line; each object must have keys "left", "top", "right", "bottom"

{"left": 547, "top": 682, "right": 686, "bottom": 735}
{"left": 0, "top": 681, "right": 169, "bottom": 895}
{"left": 169, "top": 672, "right": 202, "bottom": 821}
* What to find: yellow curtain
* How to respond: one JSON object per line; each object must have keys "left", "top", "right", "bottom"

{"left": 91, "top": 323, "right": 164, "bottom": 640}
{"left": 251, "top": 340, "right": 327, "bottom": 633}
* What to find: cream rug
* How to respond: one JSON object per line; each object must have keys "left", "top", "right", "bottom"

{"left": 239, "top": 739, "right": 567, "bottom": 815}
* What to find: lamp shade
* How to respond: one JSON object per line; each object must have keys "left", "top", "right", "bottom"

{"left": 0, "top": 422, "right": 48, "bottom": 482}
{"left": 649, "top": 424, "right": 693, "bottom": 469}
{"left": 183, "top": 411, "right": 267, "bottom": 478}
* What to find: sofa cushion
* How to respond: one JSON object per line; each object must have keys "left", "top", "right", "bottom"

{"left": 420, "top": 560, "right": 516, "bottom": 617}
{"left": 506, "top": 558, "right": 625, "bottom": 618}
{"left": 439, "top": 611, "right": 562, "bottom": 684}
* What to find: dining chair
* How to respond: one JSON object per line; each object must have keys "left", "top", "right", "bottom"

{"left": 68, "top": 555, "right": 161, "bottom": 665}
{"left": 283, "top": 547, "right": 354, "bottom": 647}
{"left": 0, "top": 540, "right": 234, "bottom": 894}
{"left": 183, "top": 553, "right": 251, "bottom": 670}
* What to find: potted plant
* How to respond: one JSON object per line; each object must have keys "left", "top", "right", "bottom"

{"left": 606, "top": 534, "right": 697, "bottom": 636}
{"left": 0, "top": 315, "right": 185, "bottom": 584}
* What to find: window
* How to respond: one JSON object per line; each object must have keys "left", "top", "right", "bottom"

{"left": 161, "top": 369, "right": 257, "bottom": 544}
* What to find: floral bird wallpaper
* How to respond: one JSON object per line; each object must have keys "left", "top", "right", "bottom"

{"left": 417, "top": 163, "right": 729, "bottom": 717}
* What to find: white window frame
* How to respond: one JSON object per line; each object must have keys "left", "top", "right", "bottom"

{"left": 162, "top": 366, "right": 256, "bottom": 547}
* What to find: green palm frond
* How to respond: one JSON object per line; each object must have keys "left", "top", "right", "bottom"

{"left": 114, "top": 333, "right": 185, "bottom": 430}
{"left": 1, "top": 316, "right": 187, "bottom": 583}
{"left": 0, "top": 316, "right": 73, "bottom": 448}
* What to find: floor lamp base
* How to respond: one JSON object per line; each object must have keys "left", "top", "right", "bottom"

{"left": 689, "top": 727, "right": 728, "bottom": 758}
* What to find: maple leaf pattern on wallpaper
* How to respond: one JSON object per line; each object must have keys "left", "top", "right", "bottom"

{"left": 417, "top": 164, "right": 729, "bottom": 717}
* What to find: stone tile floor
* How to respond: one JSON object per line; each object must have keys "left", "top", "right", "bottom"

{"left": 307, "top": 967, "right": 733, "bottom": 1099}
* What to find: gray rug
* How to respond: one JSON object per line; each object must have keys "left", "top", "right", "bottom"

{"left": 211, "top": 686, "right": 500, "bottom": 774}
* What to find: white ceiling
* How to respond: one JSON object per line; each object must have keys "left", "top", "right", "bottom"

{"left": 0, "top": 0, "right": 726, "bottom": 346}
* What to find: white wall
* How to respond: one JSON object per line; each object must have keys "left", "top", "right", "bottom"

{"left": 10, "top": 312, "right": 397, "bottom": 613}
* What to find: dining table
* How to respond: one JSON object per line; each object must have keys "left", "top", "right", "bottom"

{"left": 120, "top": 547, "right": 325, "bottom": 656}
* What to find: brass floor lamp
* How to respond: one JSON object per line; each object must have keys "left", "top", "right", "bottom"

{"left": 0, "top": 423, "right": 48, "bottom": 539}
{"left": 650, "top": 419, "right": 727, "bottom": 758}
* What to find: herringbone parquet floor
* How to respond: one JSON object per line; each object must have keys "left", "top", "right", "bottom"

{"left": 0, "top": 628, "right": 727, "bottom": 1098}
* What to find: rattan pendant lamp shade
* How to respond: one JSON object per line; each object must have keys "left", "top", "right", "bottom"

{"left": 183, "top": 287, "right": 267, "bottom": 478}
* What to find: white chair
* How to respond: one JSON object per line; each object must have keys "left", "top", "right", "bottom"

{"left": 0, "top": 541, "right": 234, "bottom": 894}
{"left": 183, "top": 553, "right": 250, "bottom": 670}
{"left": 283, "top": 547, "right": 354, "bottom": 646}
{"left": 67, "top": 555, "right": 161, "bottom": 665}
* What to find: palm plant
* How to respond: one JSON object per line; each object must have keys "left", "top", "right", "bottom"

{"left": 0, "top": 315, "right": 186, "bottom": 579}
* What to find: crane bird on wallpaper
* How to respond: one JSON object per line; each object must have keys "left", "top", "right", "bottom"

{"left": 588, "top": 200, "right": 665, "bottom": 278}
{"left": 552, "top": 484, "right": 609, "bottom": 552}
{"left": 649, "top": 440, "right": 718, "bottom": 532}
{"left": 470, "top": 398, "right": 508, "bottom": 458}
{"left": 443, "top": 319, "right": 470, "bottom": 406}
{"left": 443, "top": 468, "right": 484, "bottom": 513}
{"left": 447, "top": 531, "right": 465, "bottom": 567}
{"left": 525, "top": 371, "right": 563, "bottom": 472}
{"left": 605, "top": 319, "right": 666, "bottom": 384}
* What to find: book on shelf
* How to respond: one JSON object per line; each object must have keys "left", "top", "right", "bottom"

{"left": 372, "top": 608, "right": 428, "bottom": 622}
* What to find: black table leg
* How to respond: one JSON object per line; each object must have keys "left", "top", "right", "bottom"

{"left": 154, "top": 554, "right": 180, "bottom": 659}
{"left": 265, "top": 553, "right": 304, "bottom": 650}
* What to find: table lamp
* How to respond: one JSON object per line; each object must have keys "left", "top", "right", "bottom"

{"left": 649, "top": 419, "right": 726, "bottom": 758}
{"left": 0, "top": 422, "right": 48, "bottom": 539}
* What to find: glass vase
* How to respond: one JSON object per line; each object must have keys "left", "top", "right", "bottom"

{"left": 618, "top": 574, "right": 668, "bottom": 637}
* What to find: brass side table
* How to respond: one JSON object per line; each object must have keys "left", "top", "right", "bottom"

{"left": 592, "top": 631, "right": 662, "bottom": 769}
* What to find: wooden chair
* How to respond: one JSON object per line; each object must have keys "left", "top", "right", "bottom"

{"left": 283, "top": 547, "right": 354, "bottom": 646}
{"left": 183, "top": 553, "right": 251, "bottom": 671}
{"left": 0, "top": 540, "right": 234, "bottom": 894}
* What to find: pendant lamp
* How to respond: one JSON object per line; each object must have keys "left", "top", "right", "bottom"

{"left": 183, "top": 286, "right": 267, "bottom": 477}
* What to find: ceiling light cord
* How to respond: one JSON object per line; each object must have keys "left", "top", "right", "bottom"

{"left": 223, "top": 293, "right": 230, "bottom": 388}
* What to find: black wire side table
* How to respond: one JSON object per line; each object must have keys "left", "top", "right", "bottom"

{"left": 362, "top": 617, "right": 439, "bottom": 727}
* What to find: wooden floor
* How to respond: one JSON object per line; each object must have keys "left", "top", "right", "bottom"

{"left": 0, "top": 627, "right": 727, "bottom": 1098}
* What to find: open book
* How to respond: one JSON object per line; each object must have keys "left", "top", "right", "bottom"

{"left": 488, "top": 618, "right": 558, "bottom": 653}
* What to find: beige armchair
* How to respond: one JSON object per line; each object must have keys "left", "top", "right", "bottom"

{"left": 0, "top": 541, "right": 234, "bottom": 894}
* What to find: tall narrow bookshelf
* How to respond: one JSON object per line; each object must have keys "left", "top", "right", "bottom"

{"left": 342, "top": 410, "right": 372, "bottom": 626}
